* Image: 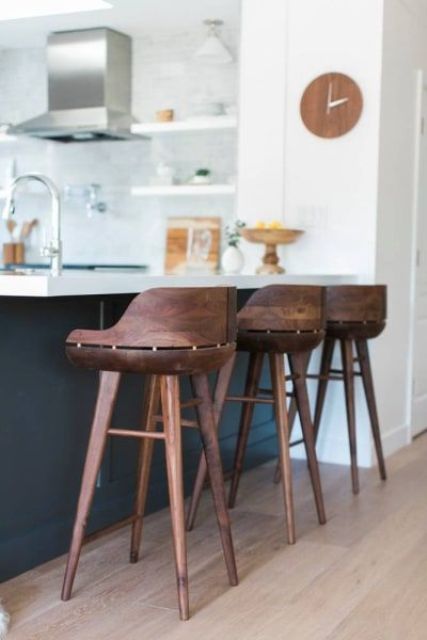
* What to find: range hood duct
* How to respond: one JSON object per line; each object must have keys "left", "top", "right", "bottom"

{"left": 13, "top": 28, "right": 143, "bottom": 142}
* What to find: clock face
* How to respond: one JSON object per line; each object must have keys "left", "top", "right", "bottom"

{"left": 300, "top": 72, "right": 363, "bottom": 138}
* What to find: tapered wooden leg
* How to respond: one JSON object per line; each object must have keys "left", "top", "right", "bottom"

{"left": 313, "top": 337, "right": 335, "bottom": 442}
{"left": 192, "top": 373, "right": 238, "bottom": 586}
{"left": 341, "top": 339, "right": 359, "bottom": 494}
{"left": 355, "top": 339, "right": 387, "bottom": 481}
{"left": 289, "top": 352, "right": 326, "bottom": 525}
{"left": 130, "top": 375, "right": 160, "bottom": 563}
{"left": 186, "top": 353, "right": 236, "bottom": 531}
{"left": 160, "top": 375, "right": 189, "bottom": 621}
{"left": 229, "top": 351, "right": 264, "bottom": 508}
{"left": 273, "top": 353, "right": 310, "bottom": 484}
{"left": 62, "top": 370, "right": 121, "bottom": 601}
{"left": 269, "top": 353, "right": 295, "bottom": 544}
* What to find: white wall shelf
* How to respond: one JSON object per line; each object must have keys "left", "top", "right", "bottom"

{"left": 131, "top": 184, "right": 236, "bottom": 197}
{"left": 131, "top": 116, "right": 237, "bottom": 136}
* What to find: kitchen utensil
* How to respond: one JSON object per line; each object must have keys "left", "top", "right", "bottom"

{"left": 241, "top": 227, "right": 304, "bottom": 274}
{"left": 6, "top": 219, "right": 16, "bottom": 241}
{"left": 20, "top": 218, "right": 38, "bottom": 240}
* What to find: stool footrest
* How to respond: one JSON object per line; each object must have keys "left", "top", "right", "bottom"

{"left": 153, "top": 415, "right": 199, "bottom": 428}
{"left": 289, "top": 438, "right": 304, "bottom": 447}
{"left": 108, "top": 428, "right": 166, "bottom": 440}
{"left": 226, "top": 395, "right": 275, "bottom": 405}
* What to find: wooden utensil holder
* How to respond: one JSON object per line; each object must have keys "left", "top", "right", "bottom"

{"left": 3, "top": 242, "right": 25, "bottom": 265}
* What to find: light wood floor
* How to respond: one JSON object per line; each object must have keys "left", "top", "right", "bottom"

{"left": 3, "top": 434, "right": 427, "bottom": 640}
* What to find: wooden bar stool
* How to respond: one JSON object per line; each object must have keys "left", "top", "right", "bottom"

{"left": 311, "top": 285, "right": 387, "bottom": 494}
{"left": 187, "top": 285, "right": 327, "bottom": 544}
{"left": 61, "top": 287, "right": 238, "bottom": 621}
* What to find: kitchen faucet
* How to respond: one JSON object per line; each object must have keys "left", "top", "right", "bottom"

{"left": 2, "top": 173, "right": 62, "bottom": 276}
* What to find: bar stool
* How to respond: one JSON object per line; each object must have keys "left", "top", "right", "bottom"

{"left": 312, "top": 285, "right": 387, "bottom": 494}
{"left": 186, "top": 285, "right": 327, "bottom": 544}
{"left": 61, "top": 287, "right": 238, "bottom": 621}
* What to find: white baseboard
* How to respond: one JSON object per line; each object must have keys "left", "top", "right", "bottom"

{"left": 291, "top": 424, "right": 411, "bottom": 468}
{"left": 381, "top": 424, "right": 412, "bottom": 457}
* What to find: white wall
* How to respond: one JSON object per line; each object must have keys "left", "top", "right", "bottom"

{"left": 0, "top": 27, "right": 239, "bottom": 269}
{"left": 375, "top": 0, "right": 427, "bottom": 455}
{"left": 238, "top": 0, "right": 384, "bottom": 466}
{"left": 238, "top": 0, "right": 384, "bottom": 282}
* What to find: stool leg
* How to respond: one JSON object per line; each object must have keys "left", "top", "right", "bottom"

{"left": 288, "top": 352, "right": 326, "bottom": 525}
{"left": 62, "top": 370, "right": 121, "bottom": 601}
{"left": 130, "top": 375, "right": 160, "bottom": 563}
{"left": 355, "top": 339, "right": 387, "bottom": 481}
{"left": 229, "top": 351, "right": 264, "bottom": 508}
{"left": 160, "top": 375, "right": 189, "bottom": 621}
{"left": 313, "top": 337, "right": 335, "bottom": 442}
{"left": 273, "top": 354, "right": 310, "bottom": 484}
{"left": 186, "top": 354, "right": 236, "bottom": 532}
{"left": 269, "top": 352, "right": 295, "bottom": 544}
{"left": 192, "top": 373, "right": 238, "bottom": 587}
{"left": 340, "top": 339, "right": 359, "bottom": 494}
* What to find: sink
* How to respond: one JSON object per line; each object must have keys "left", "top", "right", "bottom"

{"left": 3, "top": 263, "right": 148, "bottom": 274}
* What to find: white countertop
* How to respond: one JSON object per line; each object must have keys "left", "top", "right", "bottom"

{"left": 0, "top": 271, "right": 358, "bottom": 297}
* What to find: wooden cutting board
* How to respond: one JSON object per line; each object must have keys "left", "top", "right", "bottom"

{"left": 165, "top": 216, "right": 221, "bottom": 275}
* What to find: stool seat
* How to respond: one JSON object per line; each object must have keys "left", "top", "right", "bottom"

{"left": 237, "top": 329, "right": 325, "bottom": 354}
{"left": 325, "top": 320, "right": 385, "bottom": 341}
{"left": 66, "top": 341, "right": 236, "bottom": 375}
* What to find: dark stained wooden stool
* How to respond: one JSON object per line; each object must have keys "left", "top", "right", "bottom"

{"left": 186, "top": 285, "right": 327, "bottom": 544}
{"left": 311, "top": 284, "right": 387, "bottom": 494}
{"left": 61, "top": 287, "right": 238, "bottom": 621}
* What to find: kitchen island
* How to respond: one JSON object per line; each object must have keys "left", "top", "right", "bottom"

{"left": 0, "top": 272, "right": 355, "bottom": 581}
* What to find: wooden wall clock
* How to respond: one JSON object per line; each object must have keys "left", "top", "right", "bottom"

{"left": 300, "top": 72, "right": 363, "bottom": 138}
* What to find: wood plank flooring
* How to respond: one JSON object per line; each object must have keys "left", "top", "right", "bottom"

{"left": 3, "top": 433, "right": 427, "bottom": 639}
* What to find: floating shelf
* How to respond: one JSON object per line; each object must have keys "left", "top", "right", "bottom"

{"left": 131, "top": 184, "right": 236, "bottom": 197}
{"left": 131, "top": 116, "right": 237, "bottom": 136}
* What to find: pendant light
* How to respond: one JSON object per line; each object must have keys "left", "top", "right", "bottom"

{"left": 194, "top": 19, "right": 233, "bottom": 65}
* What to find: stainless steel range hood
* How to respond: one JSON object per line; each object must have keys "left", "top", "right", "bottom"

{"left": 13, "top": 28, "right": 143, "bottom": 142}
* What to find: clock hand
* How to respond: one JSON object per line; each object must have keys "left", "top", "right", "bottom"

{"left": 326, "top": 82, "right": 333, "bottom": 114}
{"left": 328, "top": 96, "right": 349, "bottom": 109}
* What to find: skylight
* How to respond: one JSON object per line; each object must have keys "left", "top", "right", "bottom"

{"left": 0, "top": 1, "right": 113, "bottom": 21}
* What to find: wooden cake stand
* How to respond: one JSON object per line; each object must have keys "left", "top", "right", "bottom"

{"left": 241, "top": 227, "right": 304, "bottom": 274}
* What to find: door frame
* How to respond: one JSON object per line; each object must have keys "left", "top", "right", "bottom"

{"left": 408, "top": 68, "right": 427, "bottom": 437}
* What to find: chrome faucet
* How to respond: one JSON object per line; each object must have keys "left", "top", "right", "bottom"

{"left": 2, "top": 173, "right": 62, "bottom": 276}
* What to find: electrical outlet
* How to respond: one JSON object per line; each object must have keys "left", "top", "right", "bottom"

{"left": 297, "top": 205, "right": 328, "bottom": 229}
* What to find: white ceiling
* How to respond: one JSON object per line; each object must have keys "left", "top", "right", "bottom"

{"left": 0, "top": 0, "right": 240, "bottom": 49}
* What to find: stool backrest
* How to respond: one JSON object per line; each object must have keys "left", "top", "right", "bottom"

{"left": 237, "top": 285, "right": 326, "bottom": 332}
{"left": 326, "top": 285, "right": 387, "bottom": 323}
{"left": 69, "top": 287, "right": 236, "bottom": 349}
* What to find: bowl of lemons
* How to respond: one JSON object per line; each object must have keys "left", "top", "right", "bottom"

{"left": 241, "top": 221, "right": 304, "bottom": 274}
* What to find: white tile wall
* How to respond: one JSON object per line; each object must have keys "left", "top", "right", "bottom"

{"left": 0, "top": 27, "right": 239, "bottom": 269}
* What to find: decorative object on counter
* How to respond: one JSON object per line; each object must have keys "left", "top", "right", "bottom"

{"left": 165, "top": 216, "right": 220, "bottom": 275}
{"left": 242, "top": 223, "right": 304, "bottom": 274}
{"left": 150, "top": 161, "right": 177, "bottom": 187}
{"left": 221, "top": 219, "right": 246, "bottom": 274}
{"left": 155, "top": 108, "right": 174, "bottom": 122}
{"left": 195, "top": 19, "right": 233, "bottom": 65}
{"left": 188, "top": 168, "right": 211, "bottom": 185}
